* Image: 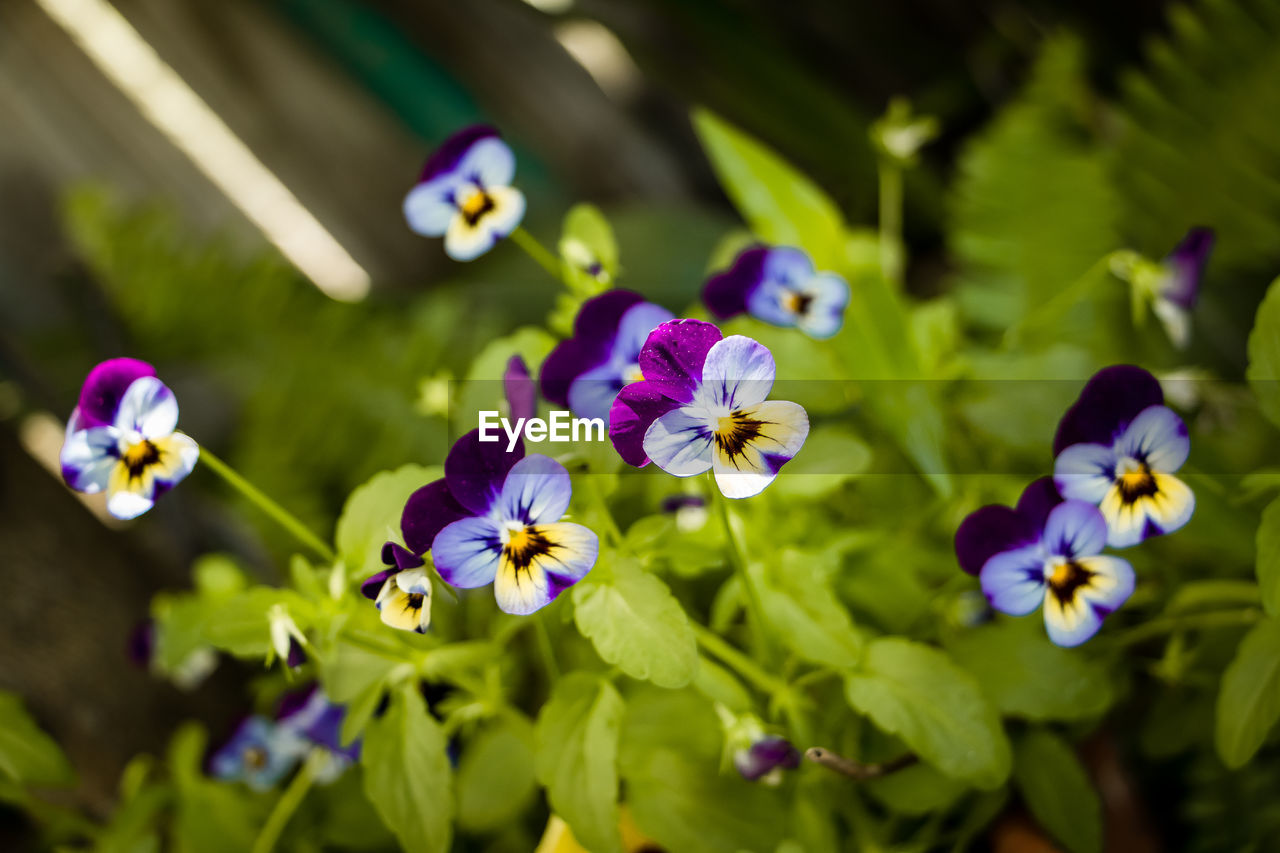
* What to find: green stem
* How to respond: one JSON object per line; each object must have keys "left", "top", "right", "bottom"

{"left": 713, "top": 488, "right": 773, "bottom": 661}
{"left": 691, "top": 622, "right": 787, "bottom": 696}
{"left": 533, "top": 615, "right": 561, "bottom": 682}
{"left": 509, "top": 226, "right": 562, "bottom": 282}
{"left": 1002, "top": 254, "right": 1115, "bottom": 350}
{"left": 878, "top": 161, "right": 904, "bottom": 287}
{"left": 1107, "top": 608, "right": 1262, "bottom": 650}
{"left": 198, "top": 446, "right": 336, "bottom": 563}
{"left": 585, "top": 474, "right": 623, "bottom": 547}
{"left": 251, "top": 751, "right": 319, "bottom": 853}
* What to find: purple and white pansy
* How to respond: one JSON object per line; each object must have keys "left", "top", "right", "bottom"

{"left": 209, "top": 715, "right": 308, "bottom": 791}
{"left": 608, "top": 319, "right": 809, "bottom": 499}
{"left": 956, "top": 478, "right": 1135, "bottom": 647}
{"left": 1053, "top": 366, "right": 1195, "bottom": 548}
{"left": 540, "top": 290, "right": 674, "bottom": 423}
{"left": 1151, "top": 227, "right": 1214, "bottom": 350}
{"left": 59, "top": 358, "right": 200, "bottom": 520}
{"left": 403, "top": 126, "right": 526, "bottom": 262}
{"left": 277, "top": 686, "right": 360, "bottom": 782}
{"left": 734, "top": 735, "right": 802, "bottom": 784}
{"left": 704, "top": 246, "right": 850, "bottom": 339}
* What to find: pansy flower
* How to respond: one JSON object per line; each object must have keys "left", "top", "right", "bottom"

{"left": 403, "top": 125, "right": 526, "bottom": 261}
{"left": 955, "top": 477, "right": 1135, "bottom": 646}
{"left": 268, "top": 605, "right": 308, "bottom": 669}
{"left": 430, "top": 430, "right": 600, "bottom": 615}
{"left": 59, "top": 358, "right": 200, "bottom": 520}
{"left": 277, "top": 686, "right": 360, "bottom": 783}
{"left": 735, "top": 735, "right": 802, "bottom": 784}
{"left": 1151, "top": 227, "right": 1214, "bottom": 349}
{"left": 540, "top": 290, "right": 674, "bottom": 423}
{"left": 208, "top": 716, "right": 308, "bottom": 791}
{"left": 609, "top": 319, "right": 809, "bottom": 499}
{"left": 704, "top": 246, "right": 850, "bottom": 339}
{"left": 1053, "top": 366, "right": 1194, "bottom": 547}
{"left": 504, "top": 355, "right": 537, "bottom": 422}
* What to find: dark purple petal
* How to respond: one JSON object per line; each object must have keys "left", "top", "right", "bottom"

{"left": 402, "top": 479, "right": 473, "bottom": 554}
{"left": 661, "top": 494, "right": 706, "bottom": 513}
{"left": 126, "top": 619, "right": 154, "bottom": 668}
{"left": 1014, "top": 477, "right": 1064, "bottom": 533}
{"left": 637, "top": 319, "right": 723, "bottom": 405}
{"left": 1162, "top": 227, "right": 1214, "bottom": 309}
{"left": 278, "top": 687, "right": 360, "bottom": 760}
{"left": 444, "top": 429, "right": 524, "bottom": 516}
{"left": 608, "top": 382, "right": 682, "bottom": 467}
{"left": 735, "top": 736, "right": 801, "bottom": 781}
{"left": 1052, "top": 365, "right": 1164, "bottom": 456}
{"left": 361, "top": 569, "right": 395, "bottom": 601}
{"left": 573, "top": 289, "right": 646, "bottom": 341}
{"left": 286, "top": 637, "right": 307, "bottom": 668}
{"left": 381, "top": 541, "right": 426, "bottom": 571}
{"left": 540, "top": 290, "right": 646, "bottom": 406}
{"left": 954, "top": 505, "right": 1039, "bottom": 576}
{"left": 540, "top": 338, "right": 593, "bottom": 408}
{"left": 418, "top": 125, "right": 499, "bottom": 184}
{"left": 703, "top": 246, "right": 768, "bottom": 320}
{"left": 503, "top": 355, "right": 537, "bottom": 422}
{"left": 76, "top": 358, "right": 156, "bottom": 428}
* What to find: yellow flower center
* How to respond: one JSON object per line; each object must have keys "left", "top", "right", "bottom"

{"left": 459, "top": 187, "right": 495, "bottom": 226}
{"left": 623, "top": 363, "right": 645, "bottom": 384}
{"left": 121, "top": 439, "right": 160, "bottom": 479}
{"left": 1116, "top": 456, "right": 1158, "bottom": 503}
{"left": 782, "top": 289, "right": 813, "bottom": 316}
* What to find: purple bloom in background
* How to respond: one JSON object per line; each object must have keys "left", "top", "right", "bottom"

{"left": 540, "top": 290, "right": 674, "bottom": 423}
{"left": 734, "top": 735, "right": 801, "bottom": 784}
{"left": 402, "top": 126, "right": 526, "bottom": 261}
{"left": 704, "top": 246, "right": 850, "bottom": 339}
{"left": 504, "top": 355, "right": 537, "bottom": 422}
{"left": 609, "top": 319, "right": 809, "bottom": 499}
{"left": 429, "top": 430, "right": 599, "bottom": 615}
{"left": 1152, "top": 227, "right": 1214, "bottom": 349}
{"left": 955, "top": 478, "right": 1135, "bottom": 647}
{"left": 1053, "top": 366, "right": 1194, "bottom": 548}
{"left": 208, "top": 716, "right": 308, "bottom": 791}
{"left": 126, "top": 619, "right": 155, "bottom": 669}
{"left": 59, "top": 358, "right": 199, "bottom": 519}
{"left": 278, "top": 686, "right": 359, "bottom": 782}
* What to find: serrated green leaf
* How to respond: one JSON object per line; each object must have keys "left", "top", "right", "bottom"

{"left": 1258, "top": 497, "right": 1280, "bottom": 617}
{"left": 535, "top": 673, "right": 624, "bottom": 853}
{"left": 1248, "top": 277, "right": 1280, "bottom": 430}
{"left": 362, "top": 682, "right": 454, "bottom": 853}
{"left": 749, "top": 549, "right": 864, "bottom": 670}
{"left": 456, "top": 718, "right": 537, "bottom": 833}
{"left": 0, "top": 692, "right": 73, "bottom": 787}
{"left": 336, "top": 464, "right": 440, "bottom": 581}
{"left": 844, "top": 638, "right": 1011, "bottom": 788}
{"left": 945, "top": 618, "right": 1115, "bottom": 721}
{"left": 1216, "top": 616, "right": 1280, "bottom": 768}
{"left": 691, "top": 108, "right": 845, "bottom": 268}
{"left": 1014, "top": 730, "right": 1102, "bottom": 853}
{"left": 573, "top": 560, "right": 698, "bottom": 688}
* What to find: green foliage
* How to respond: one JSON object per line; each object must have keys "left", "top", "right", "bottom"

{"left": 535, "top": 674, "right": 625, "bottom": 853}
{"left": 362, "top": 682, "right": 455, "bottom": 853}
{"left": 572, "top": 558, "right": 698, "bottom": 688}
{"left": 1259, "top": 498, "right": 1280, "bottom": 617}
{"left": 336, "top": 464, "right": 440, "bottom": 579}
{"left": 0, "top": 692, "right": 73, "bottom": 788}
{"left": 455, "top": 718, "right": 538, "bottom": 833}
{"left": 1013, "top": 730, "right": 1102, "bottom": 853}
{"left": 844, "top": 638, "right": 1012, "bottom": 788}
{"left": 1216, "top": 616, "right": 1280, "bottom": 768}
{"left": 749, "top": 548, "right": 864, "bottom": 670}
{"left": 1248, "top": 276, "right": 1280, "bottom": 429}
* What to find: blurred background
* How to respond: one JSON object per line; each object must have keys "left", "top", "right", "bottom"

{"left": 2, "top": 0, "right": 1279, "bottom": 845}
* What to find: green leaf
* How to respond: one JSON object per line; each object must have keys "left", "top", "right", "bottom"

{"left": 205, "top": 587, "right": 308, "bottom": 658}
{"left": 1216, "top": 616, "right": 1280, "bottom": 768}
{"left": 691, "top": 108, "right": 845, "bottom": 268}
{"left": 1248, "top": 277, "right": 1280, "bottom": 430}
{"left": 456, "top": 719, "right": 538, "bottom": 833}
{"left": 749, "top": 549, "right": 864, "bottom": 670}
{"left": 457, "top": 327, "right": 558, "bottom": 430}
{"left": 362, "top": 682, "right": 454, "bottom": 852}
{"left": 945, "top": 618, "right": 1115, "bottom": 721}
{"left": 573, "top": 560, "right": 698, "bottom": 688}
{"left": 865, "top": 761, "right": 968, "bottom": 816}
{"left": 1259, "top": 497, "right": 1280, "bottom": 617}
{"left": 0, "top": 691, "right": 73, "bottom": 786}
{"left": 844, "top": 638, "right": 1011, "bottom": 788}
{"left": 1014, "top": 730, "right": 1102, "bottom": 853}
{"left": 336, "top": 464, "right": 440, "bottom": 581}
{"left": 168, "top": 725, "right": 260, "bottom": 853}
{"left": 559, "top": 203, "right": 619, "bottom": 294}
{"left": 535, "top": 673, "right": 624, "bottom": 853}
{"left": 768, "top": 425, "right": 871, "bottom": 499}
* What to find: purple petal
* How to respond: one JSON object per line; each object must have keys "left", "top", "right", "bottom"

{"left": 637, "top": 319, "right": 723, "bottom": 405}
{"left": 504, "top": 355, "right": 537, "bottom": 423}
{"left": 432, "top": 516, "right": 503, "bottom": 588}
{"left": 735, "top": 736, "right": 801, "bottom": 781}
{"left": 574, "top": 289, "right": 647, "bottom": 341}
{"left": 540, "top": 290, "right": 646, "bottom": 406}
{"left": 1052, "top": 366, "right": 1164, "bottom": 456}
{"left": 126, "top": 619, "right": 155, "bottom": 668}
{"left": 1162, "top": 227, "right": 1214, "bottom": 309}
{"left": 497, "top": 454, "right": 572, "bottom": 526}
{"left": 981, "top": 545, "right": 1047, "bottom": 617}
{"left": 401, "top": 479, "right": 472, "bottom": 554}
{"left": 540, "top": 338, "right": 594, "bottom": 408}
{"left": 417, "top": 125, "right": 500, "bottom": 184}
{"left": 1014, "top": 477, "right": 1064, "bottom": 532}
{"left": 608, "top": 382, "right": 682, "bottom": 467}
{"left": 444, "top": 430, "right": 524, "bottom": 517}
{"left": 382, "top": 542, "right": 426, "bottom": 572}
{"left": 286, "top": 638, "right": 307, "bottom": 668}
{"left": 954, "top": 505, "right": 1038, "bottom": 576}
{"left": 704, "top": 246, "right": 768, "bottom": 320}
{"left": 76, "top": 358, "right": 156, "bottom": 429}
{"left": 361, "top": 568, "right": 395, "bottom": 601}
{"left": 1041, "top": 500, "right": 1108, "bottom": 560}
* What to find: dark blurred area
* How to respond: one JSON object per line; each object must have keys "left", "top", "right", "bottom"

{"left": 0, "top": 0, "right": 1250, "bottom": 839}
